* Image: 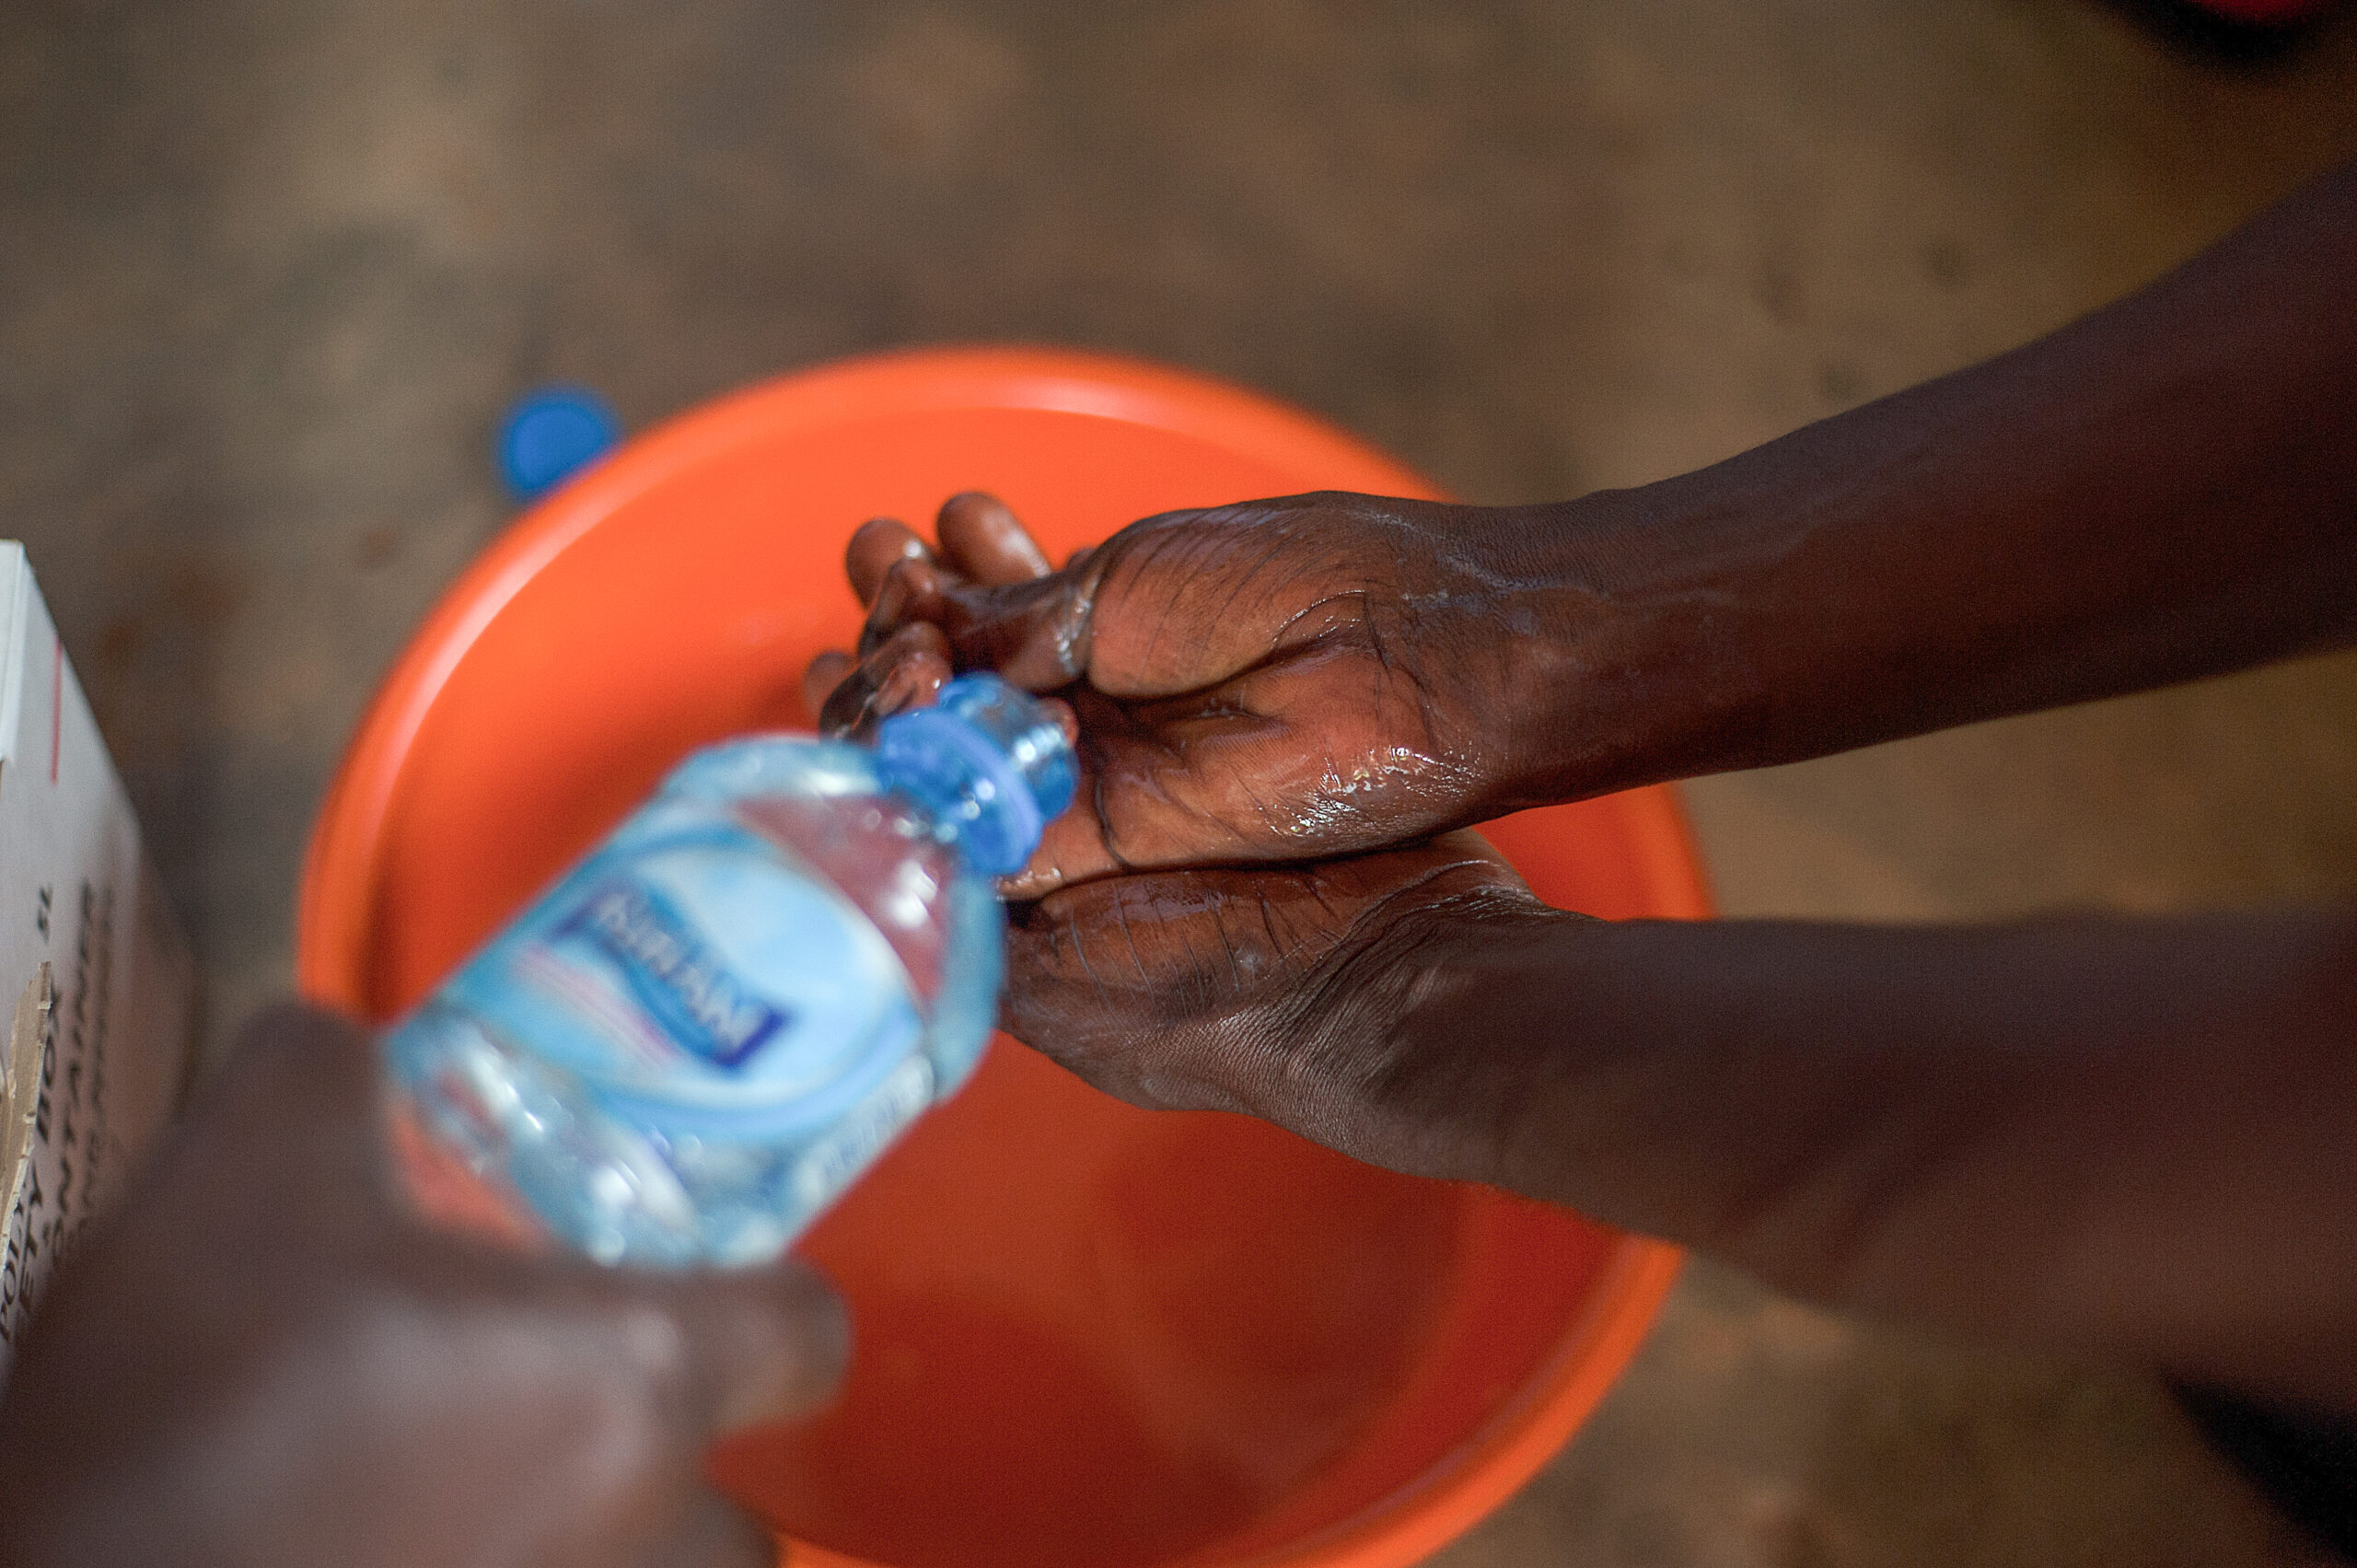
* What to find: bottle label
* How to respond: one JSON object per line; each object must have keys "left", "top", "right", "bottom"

{"left": 444, "top": 816, "right": 923, "bottom": 1137}
{"left": 554, "top": 877, "right": 790, "bottom": 1069}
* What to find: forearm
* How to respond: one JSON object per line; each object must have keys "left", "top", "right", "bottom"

{"left": 1507, "top": 158, "right": 2357, "bottom": 801}
{"left": 1353, "top": 906, "right": 2357, "bottom": 1407}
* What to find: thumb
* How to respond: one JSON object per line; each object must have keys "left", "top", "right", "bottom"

{"left": 861, "top": 556, "right": 1099, "bottom": 692}
{"left": 616, "top": 1260, "right": 851, "bottom": 1438}
{"left": 918, "top": 501, "right": 1327, "bottom": 700}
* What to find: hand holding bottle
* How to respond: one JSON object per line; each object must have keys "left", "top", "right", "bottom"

{"left": 0, "top": 1005, "right": 845, "bottom": 1568}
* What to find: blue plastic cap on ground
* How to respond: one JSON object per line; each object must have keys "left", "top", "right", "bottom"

{"left": 497, "top": 387, "right": 622, "bottom": 501}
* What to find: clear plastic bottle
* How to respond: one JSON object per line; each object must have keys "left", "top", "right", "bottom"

{"left": 380, "top": 674, "right": 1076, "bottom": 1269}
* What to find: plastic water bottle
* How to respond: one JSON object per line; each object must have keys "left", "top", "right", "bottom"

{"left": 380, "top": 673, "right": 1076, "bottom": 1269}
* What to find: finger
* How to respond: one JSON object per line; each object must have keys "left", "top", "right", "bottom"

{"left": 818, "top": 621, "right": 952, "bottom": 737}
{"left": 868, "top": 637, "right": 953, "bottom": 721}
{"left": 864, "top": 499, "right": 1341, "bottom": 699}
{"left": 801, "top": 651, "right": 853, "bottom": 726}
{"left": 856, "top": 556, "right": 952, "bottom": 659}
{"left": 1001, "top": 833, "right": 1529, "bottom": 1103}
{"left": 1048, "top": 496, "right": 1446, "bottom": 702}
{"left": 217, "top": 999, "right": 380, "bottom": 1118}
{"left": 1044, "top": 694, "right": 1079, "bottom": 747}
{"left": 856, "top": 565, "right": 1095, "bottom": 691}
{"left": 845, "top": 518, "right": 933, "bottom": 607}
{"left": 180, "top": 1002, "right": 404, "bottom": 1212}
{"left": 991, "top": 692, "right": 1161, "bottom": 899}
{"left": 633, "top": 1490, "right": 779, "bottom": 1568}
{"left": 634, "top": 1260, "right": 851, "bottom": 1436}
{"left": 996, "top": 806, "right": 1120, "bottom": 900}
{"left": 935, "top": 492, "right": 1051, "bottom": 586}
{"left": 862, "top": 506, "right": 1225, "bottom": 696}
{"left": 1000, "top": 865, "right": 1309, "bottom": 1113}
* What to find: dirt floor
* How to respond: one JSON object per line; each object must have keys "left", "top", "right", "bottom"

{"left": 4, "top": 1, "right": 2356, "bottom": 1562}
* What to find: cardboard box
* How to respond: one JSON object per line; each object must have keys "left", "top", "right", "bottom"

{"left": 0, "top": 545, "right": 195, "bottom": 1380}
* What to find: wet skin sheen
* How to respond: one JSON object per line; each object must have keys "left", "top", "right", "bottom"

{"left": 813, "top": 162, "right": 2357, "bottom": 1413}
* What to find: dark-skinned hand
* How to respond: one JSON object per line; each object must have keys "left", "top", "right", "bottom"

{"left": 815, "top": 625, "right": 2357, "bottom": 1415}
{"left": 787, "top": 166, "right": 2357, "bottom": 1423}
{"left": 999, "top": 830, "right": 1550, "bottom": 1178}
{"left": 803, "top": 490, "right": 1601, "bottom": 898}
{"left": 799, "top": 492, "right": 1573, "bottom": 1176}
{"left": 0, "top": 1004, "right": 846, "bottom": 1568}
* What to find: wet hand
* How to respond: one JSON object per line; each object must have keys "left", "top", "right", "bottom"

{"left": 804, "top": 491, "right": 1573, "bottom": 897}
{"left": 997, "top": 830, "right": 1560, "bottom": 1179}
{"left": 0, "top": 1004, "right": 847, "bottom": 1568}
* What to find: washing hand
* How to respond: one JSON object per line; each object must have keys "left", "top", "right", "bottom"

{"left": 803, "top": 489, "right": 1628, "bottom": 898}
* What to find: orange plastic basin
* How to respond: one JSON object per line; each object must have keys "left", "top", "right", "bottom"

{"left": 297, "top": 347, "right": 1704, "bottom": 1568}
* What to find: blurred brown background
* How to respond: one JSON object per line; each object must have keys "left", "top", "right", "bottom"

{"left": 5, "top": 0, "right": 2357, "bottom": 1562}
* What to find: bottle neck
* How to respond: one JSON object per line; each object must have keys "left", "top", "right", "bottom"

{"left": 873, "top": 707, "right": 1046, "bottom": 877}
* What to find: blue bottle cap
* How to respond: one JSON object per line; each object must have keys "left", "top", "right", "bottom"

{"left": 875, "top": 675, "right": 1077, "bottom": 877}
{"left": 497, "top": 387, "right": 622, "bottom": 502}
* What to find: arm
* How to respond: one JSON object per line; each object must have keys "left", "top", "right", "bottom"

{"left": 1006, "top": 853, "right": 2357, "bottom": 1412}
{"left": 820, "top": 160, "right": 2357, "bottom": 891}
{"left": 1383, "top": 910, "right": 2357, "bottom": 1409}
{"left": 816, "top": 161, "right": 2357, "bottom": 1411}
{"left": 1514, "top": 157, "right": 2357, "bottom": 797}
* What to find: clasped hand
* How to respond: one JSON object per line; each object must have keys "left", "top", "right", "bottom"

{"left": 803, "top": 490, "right": 1559, "bottom": 1170}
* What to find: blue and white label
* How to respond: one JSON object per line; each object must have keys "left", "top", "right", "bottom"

{"left": 443, "top": 818, "right": 923, "bottom": 1140}
{"left": 556, "top": 877, "right": 791, "bottom": 1069}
